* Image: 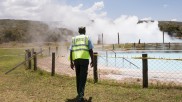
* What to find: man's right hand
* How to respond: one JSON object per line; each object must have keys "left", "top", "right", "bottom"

{"left": 70, "top": 62, "right": 74, "bottom": 70}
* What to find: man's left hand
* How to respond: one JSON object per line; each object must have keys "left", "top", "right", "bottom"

{"left": 90, "top": 61, "right": 94, "bottom": 67}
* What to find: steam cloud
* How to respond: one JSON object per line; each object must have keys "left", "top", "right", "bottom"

{"left": 0, "top": 0, "right": 181, "bottom": 44}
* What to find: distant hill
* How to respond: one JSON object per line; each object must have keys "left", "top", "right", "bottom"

{"left": 1, "top": 19, "right": 182, "bottom": 43}
{"left": 0, "top": 19, "right": 73, "bottom": 43}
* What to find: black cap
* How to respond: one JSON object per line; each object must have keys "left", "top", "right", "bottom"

{"left": 78, "top": 27, "right": 86, "bottom": 34}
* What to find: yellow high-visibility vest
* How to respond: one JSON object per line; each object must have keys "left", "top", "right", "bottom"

{"left": 71, "top": 35, "right": 90, "bottom": 60}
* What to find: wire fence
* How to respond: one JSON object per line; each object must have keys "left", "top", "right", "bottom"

{"left": 97, "top": 50, "right": 182, "bottom": 86}
{"left": 30, "top": 46, "right": 182, "bottom": 87}
{"left": 36, "top": 46, "right": 182, "bottom": 87}
{"left": 3, "top": 45, "right": 182, "bottom": 87}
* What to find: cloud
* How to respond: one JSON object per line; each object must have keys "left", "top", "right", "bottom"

{"left": 0, "top": 0, "right": 50, "bottom": 20}
{"left": 140, "top": 17, "right": 152, "bottom": 21}
{"left": 87, "top": 1, "right": 104, "bottom": 11}
{"left": 171, "top": 19, "right": 177, "bottom": 21}
{"left": 0, "top": 0, "right": 180, "bottom": 43}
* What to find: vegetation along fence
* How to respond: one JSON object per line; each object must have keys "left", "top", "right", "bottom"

{"left": 99, "top": 43, "right": 182, "bottom": 50}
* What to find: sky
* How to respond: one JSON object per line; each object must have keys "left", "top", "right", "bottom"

{"left": 0, "top": 0, "right": 181, "bottom": 43}
{"left": 65, "top": 0, "right": 182, "bottom": 21}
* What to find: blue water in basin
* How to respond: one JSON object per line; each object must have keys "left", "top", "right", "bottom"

{"left": 98, "top": 51, "right": 182, "bottom": 72}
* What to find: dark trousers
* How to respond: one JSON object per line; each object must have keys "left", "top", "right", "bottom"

{"left": 74, "top": 59, "right": 89, "bottom": 98}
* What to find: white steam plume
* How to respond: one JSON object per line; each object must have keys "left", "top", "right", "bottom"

{"left": 0, "top": 0, "right": 181, "bottom": 44}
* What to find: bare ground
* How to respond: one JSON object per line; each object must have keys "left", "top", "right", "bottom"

{"left": 37, "top": 55, "right": 123, "bottom": 80}
{"left": 37, "top": 55, "right": 182, "bottom": 87}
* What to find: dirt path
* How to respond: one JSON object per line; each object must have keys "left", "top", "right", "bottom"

{"left": 37, "top": 55, "right": 124, "bottom": 80}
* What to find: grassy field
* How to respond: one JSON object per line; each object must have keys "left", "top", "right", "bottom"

{"left": 1, "top": 48, "right": 182, "bottom": 102}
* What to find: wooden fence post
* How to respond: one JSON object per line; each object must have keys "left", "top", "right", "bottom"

{"left": 52, "top": 52, "right": 55, "bottom": 76}
{"left": 169, "top": 42, "right": 170, "bottom": 49}
{"left": 93, "top": 52, "right": 98, "bottom": 83}
{"left": 102, "top": 33, "right": 104, "bottom": 50}
{"left": 144, "top": 43, "right": 145, "bottom": 50}
{"left": 106, "top": 51, "right": 108, "bottom": 66}
{"left": 40, "top": 47, "right": 43, "bottom": 56}
{"left": 25, "top": 50, "right": 28, "bottom": 66}
{"left": 5, "top": 49, "right": 45, "bottom": 74}
{"left": 118, "top": 32, "right": 120, "bottom": 45}
{"left": 33, "top": 52, "right": 37, "bottom": 71}
{"left": 31, "top": 48, "right": 34, "bottom": 55}
{"left": 56, "top": 46, "right": 58, "bottom": 56}
{"left": 49, "top": 47, "right": 51, "bottom": 56}
{"left": 142, "top": 54, "right": 148, "bottom": 88}
{"left": 113, "top": 44, "right": 115, "bottom": 50}
{"left": 28, "top": 50, "right": 31, "bottom": 69}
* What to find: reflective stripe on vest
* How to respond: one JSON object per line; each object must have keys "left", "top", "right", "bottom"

{"left": 71, "top": 35, "right": 90, "bottom": 60}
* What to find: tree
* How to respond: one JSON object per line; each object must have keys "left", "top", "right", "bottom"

{"left": 159, "top": 21, "right": 180, "bottom": 37}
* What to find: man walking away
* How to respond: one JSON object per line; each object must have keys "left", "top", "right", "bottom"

{"left": 70, "top": 27, "right": 94, "bottom": 102}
